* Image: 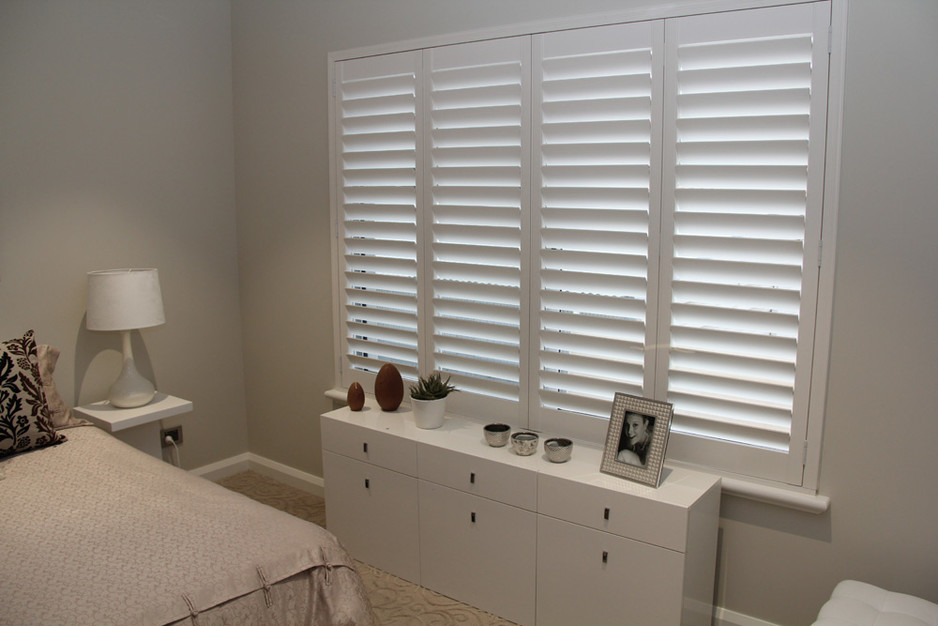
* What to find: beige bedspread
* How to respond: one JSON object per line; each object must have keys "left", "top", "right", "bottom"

{"left": 0, "top": 426, "right": 374, "bottom": 625}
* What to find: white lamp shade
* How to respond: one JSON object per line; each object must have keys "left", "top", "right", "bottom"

{"left": 86, "top": 268, "right": 165, "bottom": 331}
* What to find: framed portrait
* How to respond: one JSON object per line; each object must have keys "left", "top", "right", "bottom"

{"left": 600, "top": 392, "right": 673, "bottom": 488}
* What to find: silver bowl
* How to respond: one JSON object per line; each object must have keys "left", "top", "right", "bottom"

{"left": 483, "top": 423, "right": 511, "bottom": 447}
{"left": 510, "top": 431, "right": 539, "bottom": 456}
{"left": 544, "top": 437, "right": 573, "bottom": 463}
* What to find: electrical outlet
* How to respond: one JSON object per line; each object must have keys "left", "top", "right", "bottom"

{"left": 161, "top": 426, "right": 183, "bottom": 448}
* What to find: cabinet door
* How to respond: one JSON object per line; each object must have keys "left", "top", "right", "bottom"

{"left": 419, "top": 481, "right": 537, "bottom": 625}
{"left": 322, "top": 450, "right": 420, "bottom": 583}
{"left": 537, "top": 515, "right": 685, "bottom": 626}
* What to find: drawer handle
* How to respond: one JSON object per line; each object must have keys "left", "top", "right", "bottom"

{"left": 471, "top": 512, "right": 476, "bottom": 523}
{"left": 363, "top": 442, "right": 368, "bottom": 454}
{"left": 470, "top": 472, "right": 476, "bottom": 484}
{"left": 603, "top": 507, "right": 610, "bottom": 520}
{"left": 364, "top": 478, "right": 370, "bottom": 489}
{"left": 602, "top": 551, "right": 608, "bottom": 564}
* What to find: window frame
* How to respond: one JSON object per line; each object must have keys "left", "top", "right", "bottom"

{"left": 328, "top": 0, "right": 845, "bottom": 499}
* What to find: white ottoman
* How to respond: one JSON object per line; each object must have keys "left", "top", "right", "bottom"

{"left": 813, "top": 580, "right": 938, "bottom": 626}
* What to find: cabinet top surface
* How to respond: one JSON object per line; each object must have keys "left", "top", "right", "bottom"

{"left": 322, "top": 400, "right": 720, "bottom": 507}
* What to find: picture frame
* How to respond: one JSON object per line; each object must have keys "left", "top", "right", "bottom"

{"left": 600, "top": 392, "right": 674, "bottom": 488}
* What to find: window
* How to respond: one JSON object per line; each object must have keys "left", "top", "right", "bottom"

{"left": 425, "top": 38, "right": 529, "bottom": 422}
{"left": 531, "top": 21, "right": 662, "bottom": 443}
{"left": 335, "top": 52, "right": 420, "bottom": 377}
{"left": 657, "top": 6, "right": 832, "bottom": 485}
{"left": 330, "top": 1, "right": 837, "bottom": 489}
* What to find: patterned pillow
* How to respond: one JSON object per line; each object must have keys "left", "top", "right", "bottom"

{"left": 1, "top": 330, "right": 67, "bottom": 458}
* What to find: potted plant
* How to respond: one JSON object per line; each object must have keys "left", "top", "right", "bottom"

{"left": 409, "top": 372, "right": 457, "bottom": 429}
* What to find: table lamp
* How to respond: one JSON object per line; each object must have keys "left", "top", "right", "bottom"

{"left": 86, "top": 268, "right": 165, "bottom": 408}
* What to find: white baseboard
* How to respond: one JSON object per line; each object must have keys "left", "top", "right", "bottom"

{"left": 715, "top": 607, "right": 780, "bottom": 626}
{"left": 190, "top": 452, "right": 253, "bottom": 480}
{"left": 191, "top": 452, "right": 324, "bottom": 498}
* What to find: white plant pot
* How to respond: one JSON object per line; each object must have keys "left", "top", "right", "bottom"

{"left": 412, "top": 397, "right": 446, "bottom": 429}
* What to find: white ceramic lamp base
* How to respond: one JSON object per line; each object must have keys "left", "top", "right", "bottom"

{"left": 108, "top": 331, "right": 156, "bottom": 408}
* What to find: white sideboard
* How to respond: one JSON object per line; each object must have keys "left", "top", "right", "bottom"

{"left": 321, "top": 400, "right": 721, "bottom": 625}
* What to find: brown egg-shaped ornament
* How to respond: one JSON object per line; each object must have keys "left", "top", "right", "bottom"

{"left": 347, "top": 382, "right": 365, "bottom": 411}
{"left": 374, "top": 363, "right": 404, "bottom": 411}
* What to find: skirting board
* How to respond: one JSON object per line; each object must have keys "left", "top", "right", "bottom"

{"left": 192, "top": 454, "right": 779, "bottom": 626}
{"left": 715, "top": 607, "right": 780, "bottom": 626}
{"left": 191, "top": 452, "right": 324, "bottom": 499}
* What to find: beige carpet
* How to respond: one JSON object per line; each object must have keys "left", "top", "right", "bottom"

{"left": 216, "top": 470, "right": 517, "bottom": 625}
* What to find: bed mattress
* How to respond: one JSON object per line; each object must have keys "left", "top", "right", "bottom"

{"left": 0, "top": 426, "right": 373, "bottom": 625}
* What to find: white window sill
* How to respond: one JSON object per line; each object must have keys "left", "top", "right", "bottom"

{"left": 324, "top": 388, "right": 350, "bottom": 403}
{"left": 718, "top": 476, "right": 829, "bottom": 514}
{"left": 322, "top": 387, "right": 830, "bottom": 514}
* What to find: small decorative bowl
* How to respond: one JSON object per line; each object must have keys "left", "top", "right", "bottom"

{"left": 483, "top": 423, "right": 511, "bottom": 447}
{"left": 544, "top": 437, "right": 573, "bottom": 463}
{"left": 510, "top": 431, "right": 539, "bottom": 456}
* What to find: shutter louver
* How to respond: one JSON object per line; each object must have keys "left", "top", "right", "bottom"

{"left": 533, "top": 23, "right": 660, "bottom": 433}
{"left": 337, "top": 53, "right": 421, "bottom": 382}
{"left": 660, "top": 4, "right": 829, "bottom": 482}
{"left": 425, "top": 40, "right": 528, "bottom": 403}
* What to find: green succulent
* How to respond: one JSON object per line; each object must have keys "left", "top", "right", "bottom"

{"left": 409, "top": 372, "right": 458, "bottom": 400}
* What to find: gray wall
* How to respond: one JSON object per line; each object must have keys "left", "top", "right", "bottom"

{"left": 231, "top": 1, "right": 938, "bottom": 625}
{"left": 0, "top": 0, "right": 248, "bottom": 470}
{"left": 2, "top": 1, "right": 936, "bottom": 625}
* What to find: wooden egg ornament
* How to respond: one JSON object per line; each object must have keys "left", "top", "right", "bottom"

{"left": 374, "top": 363, "right": 404, "bottom": 411}
{"left": 347, "top": 382, "right": 365, "bottom": 411}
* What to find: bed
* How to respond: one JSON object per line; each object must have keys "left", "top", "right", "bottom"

{"left": 0, "top": 331, "right": 374, "bottom": 625}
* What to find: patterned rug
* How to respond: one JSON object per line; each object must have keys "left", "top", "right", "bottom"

{"left": 216, "top": 470, "right": 517, "bottom": 625}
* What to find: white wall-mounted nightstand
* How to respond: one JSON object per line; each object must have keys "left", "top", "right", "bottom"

{"left": 73, "top": 392, "right": 193, "bottom": 459}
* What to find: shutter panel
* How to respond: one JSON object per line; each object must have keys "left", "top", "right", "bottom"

{"left": 531, "top": 22, "right": 662, "bottom": 438}
{"left": 335, "top": 52, "right": 421, "bottom": 385}
{"left": 659, "top": 3, "right": 830, "bottom": 483}
{"left": 424, "top": 38, "right": 529, "bottom": 416}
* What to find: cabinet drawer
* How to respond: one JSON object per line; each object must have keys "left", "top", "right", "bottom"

{"left": 321, "top": 416, "right": 417, "bottom": 476}
{"left": 536, "top": 515, "right": 685, "bottom": 626}
{"left": 322, "top": 451, "right": 420, "bottom": 583}
{"left": 417, "top": 443, "right": 537, "bottom": 510}
{"left": 538, "top": 473, "right": 689, "bottom": 552}
{"left": 419, "top": 481, "right": 536, "bottom": 625}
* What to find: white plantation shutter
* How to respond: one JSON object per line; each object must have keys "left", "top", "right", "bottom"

{"left": 331, "top": 1, "right": 838, "bottom": 490}
{"left": 531, "top": 22, "right": 662, "bottom": 439}
{"left": 658, "top": 3, "right": 831, "bottom": 483}
{"left": 423, "top": 39, "right": 529, "bottom": 419}
{"left": 335, "top": 52, "right": 422, "bottom": 386}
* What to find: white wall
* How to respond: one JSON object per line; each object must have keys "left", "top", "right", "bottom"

{"left": 231, "top": 1, "right": 938, "bottom": 624}
{"left": 0, "top": 0, "right": 249, "bottom": 469}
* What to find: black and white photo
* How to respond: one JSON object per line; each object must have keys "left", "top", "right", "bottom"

{"left": 616, "top": 411, "right": 655, "bottom": 467}
{"left": 601, "top": 393, "right": 673, "bottom": 487}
